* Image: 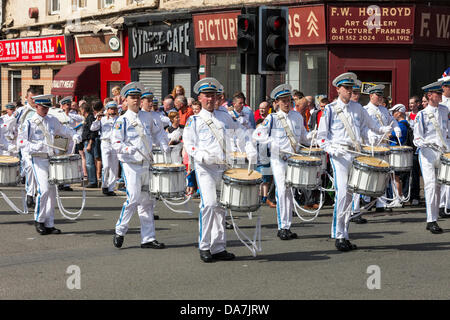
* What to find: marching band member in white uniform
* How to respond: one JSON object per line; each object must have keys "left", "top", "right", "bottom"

{"left": 90, "top": 101, "right": 119, "bottom": 196}
{"left": 414, "top": 80, "right": 449, "bottom": 234}
{"left": 1, "top": 103, "right": 18, "bottom": 156}
{"left": 253, "top": 84, "right": 311, "bottom": 241}
{"left": 183, "top": 77, "right": 257, "bottom": 263}
{"left": 438, "top": 76, "right": 450, "bottom": 218}
{"left": 112, "top": 82, "right": 169, "bottom": 249}
{"left": 317, "top": 73, "right": 392, "bottom": 252}
{"left": 364, "top": 84, "right": 402, "bottom": 211}
{"left": 17, "top": 95, "right": 81, "bottom": 235}
{"left": 16, "top": 88, "right": 39, "bottom": 208}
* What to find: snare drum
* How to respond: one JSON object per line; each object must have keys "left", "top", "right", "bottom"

{"left": 438, "top": 153, "right": 450, "bottom": 185}
{"left": 389, "top": 146, "right": 413, "bottom": 172}
{"left": 48, "top": 154, "right": 83, "bottom": 185}
{"left": 152, "top": 146, "right": 180, "bottom": 163}
{"left": 298, "top": 147, "right": 327, "bottom": 171}
{"left": 348, "top": 156, "right": 390, "bottom": 197}
{"left": 362, "top": 146, "right": 391, "bottom": 163}
{"left": 228, "top": 152, "right": 248, "bottom": 169}
{"left": 0, "top": 155, "right": 20, "bottom": 186}
{"left": 285, "top": 155, "right": 322, "bottom": 190}
{"left": 150, "top": 163, "right": 186, "bottom": 199}
{"left": 219, "top": 168, "right": 262, "bottom": 212}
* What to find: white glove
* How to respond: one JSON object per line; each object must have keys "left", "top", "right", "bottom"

{"left": 306, "top": 130, "right": 317, "bottom": 141}
{"left": 394, "top": 127, "right": 402, "bottom": 138}
{"left": 193, "top": 150, "right": 209, "bottom": 164}
{"left": 72, "top": 134, "right": 82, "bottom": 144}
{"left": 7, "top": 144, "right": 17, "bottom": 154}
{"left": 368, "top": 134, "right": 377, "bottom": 146}
{"left": 30, "top": 141, "right": 44, "bottom": 152}
{"left": 328, "top": 147, "right": 345, "bottom": 157}
{"left": 380, "top": 126, "right": 392, "bottom": 135}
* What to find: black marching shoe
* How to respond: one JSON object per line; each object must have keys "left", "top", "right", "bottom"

{"left": 225, "top": 221, "right": 234, "bottom": 230}
{"left": 286, "top": 229, "right": 298, "bottom": 239}
{"left": 85, "top": 183, "right": 98, "bottom": 189}
{"left": 350, "top": 215, "right": 368, "bottom": 224}
{"left": 153, "top": 215, "right": 160, "bottom": 220}
{"left": 439, "top": 207, "right": 450, "bottom": 218}
{"left": 212, "top": 250, "right": 235, "bottom": 261}
{"left": 426, "top": 222, "right": 443, "bottom": 234}
{"left": 113, "top": 234, "right": 124, "bottom": 248}
{"left": 26, "top": 195, "right": 35, "bottom": 209}
{"left": 58, "top": 184, "right": 64, "bottom": 191}
{"left": 277, "top": 229, "right": 291, "bottom": 240}
{"left": 45, "top": 227, "right": 61, "bottom": 235}
{"left": 35, "top": 222, "right": 48, "bottom": 235}
{"left": 63, "top": 186, "right": 73, "bottom": 191}
{"left": 102, "top": 188, "right": 116, "bottom": 196}
{"left": 345, "top": 240, "right": 358, "bottom": 250}
{"left": 335, "top": 239, "right": 350, "bottom": 252}
{"left": 199, "top": 249, "right": 213, "bottom": 263}
{"left": 141, "top": 240, "right": 165, "bottom": 249}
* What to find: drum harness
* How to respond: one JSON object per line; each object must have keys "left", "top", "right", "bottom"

{"left": 198, "top": 112, "right": 262, "bottom": 257}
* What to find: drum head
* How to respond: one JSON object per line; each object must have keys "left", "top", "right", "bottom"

{"left": 354, "top": 156, "right": 390, "bottom": 172}
{"left": 390, "top": 145, "right": 413, "bottom": 152}
{"left": 223, "top": 168, "right": 262, "bottom": 184}
{"left": 441, "top": 153, "right": 450, "bottom": 164}
{"left": 299, "top": 147, "right": 324, "bottom": 154}
{"left": 229, "top": 152, "right": 247, "bottom": 159}
{"left": 288, "top": 155, "right": 321, "bottom": 166}
{"left": 362, "top": 146, "right": 390, "bottom": 154}
{"left": 0, "top": 155, "right": 20, "bottom": 166}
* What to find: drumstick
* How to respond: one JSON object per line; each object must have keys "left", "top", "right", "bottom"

{"left": 376, "top": 121, "right": 394, "bottom": 146}
{"left": 32, "top": 140, "right": 66, "bottom": 152}
{"left": 247, "top": 161, "right": 253, "bottom": 176}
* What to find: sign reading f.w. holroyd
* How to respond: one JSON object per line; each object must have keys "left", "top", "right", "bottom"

{"left": 0, "top": 35, "right": 71, "bottom": 63}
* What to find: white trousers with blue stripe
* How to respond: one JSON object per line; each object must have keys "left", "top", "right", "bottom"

{"left": 418, "top": 148, "right": 441, "bottom": 222}
{"left": 195, "top": 162, "right": 226, "bottom": 255}
{"left": 115, "top": 162, "right": 156, "bottom": 244}
{"left": 270, "top": 158, "right": 293, "bottom": 230}
{"left": 23, "top": 154, "right": 37, "bottom": 197}
{"left": 31, "top": 157, "right": 56, "bottom": 227}
{"left": 330, "top": 154, "right": 354, "bottom": 239}
{"left": 439, "top": 185, "right": 450, "bottom": 209}
{"left": 100, "top": 142, "right": 118, "bottom": 192}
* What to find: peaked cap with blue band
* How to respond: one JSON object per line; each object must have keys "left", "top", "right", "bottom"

{"left": 32, "top": 94, "right": 53, "bottom": 107}
{"left": 270, "top": 83, "right": 292, "bottom": 100}
{"left": 422, "top": 80, "right": 444, "bottom": 93}
{"left": 120, "top": 82, "right": 144, "bottom": 97}
{"left": 60, "top": 96, "right": 73, "bottom": 105}
{"left": 438, "top": 76, "right": 450, "bottom": 86}
{"left": 332, "top": 72, "right": 358, "bottom": 87}
{"left": 105, "top": 101, "right": 118, "bottom": 109}
{"left": 141, "top": 87, "right": 154, "bottom": 99}
{"left": 353, "top": 79, "right": 362, "bottom": 91}
{"left": 367, "top": 84, "right": 385, "bottom": 95}
{"left": 152, "top": 96, "right": 159, "bottom": 104}
{"left": 193, "top": 77, "right": 222, "bottom": 94}
{"left": 4, "top": 102, "right": 16, "bottom": 109}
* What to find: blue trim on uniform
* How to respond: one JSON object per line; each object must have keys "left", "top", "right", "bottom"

{"left": 124, "top": 88, "right": 142, "bottom": 97}
{"left": 417, "top": 149, "right": 430, "bottom": 220}
{"left": 198, "top": 84, "right": 217, "bottom": 92}
{"left": 274, "top": 89, "right": 290, "bottom": 99}
{"left": 116, "top": 162, "right": 130, "bottom": 227}
{"left": 330, "top": 157, "right": 338, "bottom": 238}
{"left": 194, "top": 168, "right": 205, "bottom": 246}
{"left": 31, "top": 157, "right": 41, "bottom": 221}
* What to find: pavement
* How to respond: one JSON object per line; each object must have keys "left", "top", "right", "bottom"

{"left": 1, "top": 186, "right": 450, "bottom": 300}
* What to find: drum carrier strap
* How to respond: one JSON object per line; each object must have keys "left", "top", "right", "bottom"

{"left": 374, "top": 109, "right": 385, "bottom": 127}
{"left": 129, "top": 116, "right": 154, "bottom": 163}
{"left": 333, "top": 105, "right": 361, "bottom": 152}
{"left": 33, "top": 118, "right": 54, "bottom": 156}
{"left": 426, "top": 109, "right": 448, "bottom": 150}
{"left": 276, "top": 113, "right": 299, "bottom": 152}
{"left": 198, "top": 112, "right": 227, "bottom": 156}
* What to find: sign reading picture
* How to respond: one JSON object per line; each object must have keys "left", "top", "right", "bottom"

{"left": 129, "top": 20, "right": 197, "bottom": 68}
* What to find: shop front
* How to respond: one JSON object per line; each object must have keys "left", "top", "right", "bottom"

{"left": 0, "top": 35, "right": 74, "bottom": 108}
{"left": 125, "top": 13, "right": 197, "bottom": 102}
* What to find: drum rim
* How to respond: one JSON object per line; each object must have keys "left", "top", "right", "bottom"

{"left": 218, "top": 202, "right": 261, "bottom": 212}
{"left": 347, "top": 185, "right": 386, "bottom": 198}
{"left": 389, "top": 147, "right": 413, "bottom": 154}
{"left": 151, "top": 165, "right": 185, "bottom": 172}
{"left": 287, "top": 156, "right": 321, "bottom": 166}
{"left": 298, "top": 149, "right": 325, "bottom": 155}
{"left": 222, "top": 176, "right": 263, "bottom": 185}
{"left": 49, "top": 154, "right": 82, "bottom": 162}
{"left": 441, "top": 154, "right": 450, "bottom": 164}
{"left": 0, "top": 161, "right": 20, "bottom": 167}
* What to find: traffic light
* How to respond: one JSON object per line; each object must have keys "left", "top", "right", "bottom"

{"left": 237, "top": 8, "right": 258, "bottom": 74}
{"left": 258, "top": 6, "right": 288, "bottom": 74}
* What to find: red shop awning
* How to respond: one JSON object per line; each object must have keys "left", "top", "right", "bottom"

{"left": 51, "top": 61, "right": 100, "bottom": 97}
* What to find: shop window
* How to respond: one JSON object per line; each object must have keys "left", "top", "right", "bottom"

{"left": 107, "top": 81, "right": 126, "bottom": 99}
{"left": 207, "top": 52, "right": 242, "bottom": 102}
{"left": 9, "top": 71, "right": 21, "bottom": 105}
{"left": 299, "top": 49, "right": 327, "bottom": 98}
{"left": 49, "top": 0, "right": 60, "bottom": 14}
{"left": 101, "top": 0, "right": 114, "bottom": 8}
{"left": 72, "top": 0, "right": 87, "bottom": 10}
{"left": 411, "top": 50, "right": 450, "bottom": 98}
{"left": 349, "top": 70, "right": 392, "bottom": 106}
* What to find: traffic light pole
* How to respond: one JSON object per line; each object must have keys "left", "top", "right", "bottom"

{"left": 260, "top": 74, "right": 267, "bottom": 103}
